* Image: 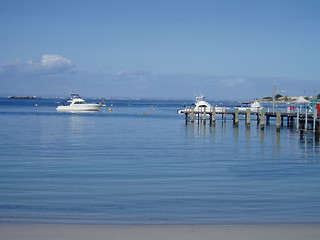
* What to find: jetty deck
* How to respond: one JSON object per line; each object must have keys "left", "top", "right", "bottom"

{"left": 179, "top": 107, "right": 320, "bottom": 132}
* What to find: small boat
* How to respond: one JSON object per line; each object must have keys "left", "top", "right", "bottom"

{"left": 237, "top": 100, "right": 263, "bottom": 113}
{"left": 56, "top": 94, "right": 103, "bottom": 112}
{"left": 178, "top": 96, "right": 230, "bottom": 114}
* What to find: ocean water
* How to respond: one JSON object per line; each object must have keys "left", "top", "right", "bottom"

{"left": 0, "top": 97, "right": 320, "bottom": 224}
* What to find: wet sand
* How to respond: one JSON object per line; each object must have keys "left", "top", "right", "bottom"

{"left": 1, "top": 224, "right": 320, "bottom": 240}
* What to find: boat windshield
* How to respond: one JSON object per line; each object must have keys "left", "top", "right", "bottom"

{"left": 195, "top": 96, "right": 205, "bottom": 102}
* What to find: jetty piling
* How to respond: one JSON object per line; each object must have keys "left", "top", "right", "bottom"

{"left": 313, "top": 108, "right": 317, "bottom": 132}
{"left": 276, "top": 110, "right": 281, "bottom": 132}
{"left": 260, "top": 109, "right": 265, "bottom": 130}
{"left": 246, "top": 109, "right": 251, "bottom": 126}
{"left": 191, "top": 106, "right": 195, "bottom": 122}
{"left": 305, "top": 108, "right": 308, "bottom": 131}
{"left": 234, "top": 108, "right": 239, "bottom": 126}
{"left": 211, "top": 107, "right": 216, "bottom": 123}
{"left": 180, "top": 104, "right": 320, "bottom": 134}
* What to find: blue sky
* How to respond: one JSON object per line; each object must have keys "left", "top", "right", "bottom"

{"left": 0, "top": 0, "right": 319, "bottom": 100}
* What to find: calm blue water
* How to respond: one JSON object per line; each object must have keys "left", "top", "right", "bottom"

{"left": 0, "top": 97, "right": 320, "bottom": 224}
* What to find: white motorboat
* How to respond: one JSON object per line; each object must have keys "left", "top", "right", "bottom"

{"left": 237, "top": 100, "right": 263, "bottom": 113}
{"left": 56, "top": 94, "right": 103, "bottom": 111}
{"left": 178, "top": 96, "right": 230, "bottom": 114}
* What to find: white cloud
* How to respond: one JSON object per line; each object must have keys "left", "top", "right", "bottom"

{"left": 0, "top": 54, "right": 74, "bottom": 75}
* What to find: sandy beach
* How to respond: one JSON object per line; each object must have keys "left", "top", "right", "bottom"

{"left": 1, "top": 224, "right": 320, "bottom": 240}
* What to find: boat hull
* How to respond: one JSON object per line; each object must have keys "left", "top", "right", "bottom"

{"left": 56, "top": 104, "right": 102, "bottom": 111}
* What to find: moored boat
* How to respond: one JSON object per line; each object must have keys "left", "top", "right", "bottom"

{"left": 178, "top": 96, "right": 230, "bottom": 114}
{"left": 237, "top": 100, "right": 263, "bottom": 113}
{"left": 56, "top": 94, "right": 103, "bottom": 111}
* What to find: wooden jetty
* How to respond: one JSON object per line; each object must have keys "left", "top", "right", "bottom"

{"left": 179, "top": 107, "right": 320, "bottom": 132}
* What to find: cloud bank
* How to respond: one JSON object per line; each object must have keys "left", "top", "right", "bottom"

{"left": 0, "top": 54, "right": 74, "bottom": 75}
{"left": 0, "top": 56, "right": 317, "bottom": 99}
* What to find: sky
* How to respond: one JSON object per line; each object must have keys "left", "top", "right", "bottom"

{"left": 0, "top": 0, "right": 319, "bottom": 100}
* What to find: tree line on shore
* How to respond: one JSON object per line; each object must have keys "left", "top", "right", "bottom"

{"left": 262, "top": 94, "right": 320, "bottom": 102}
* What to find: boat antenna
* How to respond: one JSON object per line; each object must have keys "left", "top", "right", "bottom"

{"left": 194, "top": 90, "right": 204, "bottom": 97}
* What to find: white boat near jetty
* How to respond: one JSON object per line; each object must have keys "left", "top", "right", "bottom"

{"left": 237, "top": 100, "right": 263, "bottom": 113}
{"left": 56, "top": 94, "right": 103, "bottom": 112}
{"left": 178, "top": 96, "right": 230, "bottom": 114}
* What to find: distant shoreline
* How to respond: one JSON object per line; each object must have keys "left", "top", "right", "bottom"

{"left": 8, "top": 96, "right": 36, "bottom": 99}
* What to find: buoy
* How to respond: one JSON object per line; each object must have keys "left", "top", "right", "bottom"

{"left": 143, "top": 112, "right": 147, "bottom": 114}
{"left": 35, "top": 104, "right": 38, "bottom": 107}
{"left": 109, "top": 108, "right": 112, "bottom": 111}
